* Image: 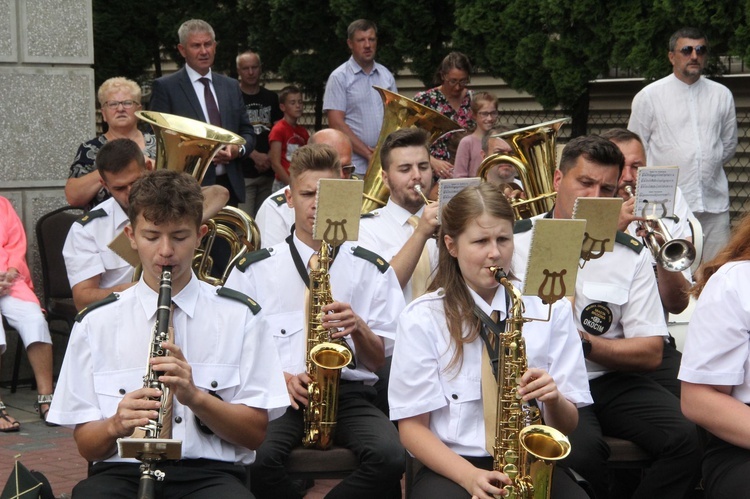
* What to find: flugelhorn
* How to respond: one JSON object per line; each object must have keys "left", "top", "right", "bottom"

{"left": 624, "top": 186, "right": 696, "bottom": 272}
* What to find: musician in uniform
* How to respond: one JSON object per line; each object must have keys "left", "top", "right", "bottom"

{"left": 48, "top": 170, "right": 289, "bottom": 498}
{"left": 603, "top": 128, "right": 695, "bottom": 398}
{"left": 679, "top": 213, "right": 750, "bottom": 498}
{"left": 254, "top": 128, "right": 354, "bottom": 248}
{"left": 63, "top": 138, "right": 228, "bottom": 311}
{"left": 389, "top": 183, "right": 591, "bottom": 499}
{"left": 225, "top": 144, "right": 406, "bottom": 499}
{"left": 512, "top": 135, "right": 700, "bottom": 499}
{"left": 357, "top": 128, "right": 439, "bottom": 304}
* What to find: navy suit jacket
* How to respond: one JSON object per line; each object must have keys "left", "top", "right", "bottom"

{"left": 149, "top": 66, "right": 256, "bottom": 202}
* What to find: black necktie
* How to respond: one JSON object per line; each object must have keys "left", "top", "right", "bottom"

{"left": 198, "top": 77, "right": 221, "bottom": 126}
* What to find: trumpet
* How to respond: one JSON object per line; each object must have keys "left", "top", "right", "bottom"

{"left": 624, "top": 186, "right": 696, "bottom": 272}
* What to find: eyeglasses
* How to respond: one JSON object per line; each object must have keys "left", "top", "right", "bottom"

{"left": 444, "top": 78, "right": 470, "bottom": 87}
{"left": 477, "top": 111, "right": 499, "bottom": 119}
{"left": 677, "top": 45, "right": 707, "bottom": 56}
{"left": 104, "top": 100, "right": 137, "bottom": 110}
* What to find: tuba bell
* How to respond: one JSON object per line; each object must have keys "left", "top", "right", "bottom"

{"left": 360, "top": 87, "right": 463, "bottom": 213}
{"left": 478, "top": 118, "right": 569, "bottom": 220}
{"left": 136, "top": 111, "right": 261, "bottom": 284}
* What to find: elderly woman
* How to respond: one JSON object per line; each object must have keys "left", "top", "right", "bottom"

{"left": 413, "top": 52, "right": 475, "bottom": 182}
{"left": 65, "top": 77, "right": 156, "bottom": 210}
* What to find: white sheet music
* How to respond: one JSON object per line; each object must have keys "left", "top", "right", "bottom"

{"left": 635, "top": 166, "right": 679, "bottom": 219}
{"left": 437, "top": 178, "right": 481, "bottom": 224}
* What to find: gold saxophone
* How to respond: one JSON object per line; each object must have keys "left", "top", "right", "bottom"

{"left": 489, "top": 267, "right": 571, "bottom": 499}
{"left": 303, "top": 243, "right": 353, "bottom": 449}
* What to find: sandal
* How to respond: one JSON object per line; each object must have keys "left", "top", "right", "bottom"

{"left": 35, "top": 394, "right": 56, "bottom": 427}
{"left": 0, "top": 401, "right": 20, "bottom": 432}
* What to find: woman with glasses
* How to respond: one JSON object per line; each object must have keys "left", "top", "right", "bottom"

{"left": 413, "top": 52, "right": 475, "bottom": 186}
{"left": 65, "top": 77, "right": 156, "bottom": 210}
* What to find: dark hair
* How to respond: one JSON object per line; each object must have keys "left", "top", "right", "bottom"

{"left": 128, "top": 170, "right": 203, "bottom": 229}
{"left": 434, "top": 51, "right": 472, "bottom": 85}
{"left": 481, "top": 125, "right": 513, "bottom": 154}
{"left": 380, "top": 128, "right": 430, "bottom": 171}
{"left": 347, "top": 19, "right": 377, "bottom": 39}
{"left": 669, "top": 27, "right": 708, "bottom": 51}
{"left": 289, "top": 143, "right": 341, "bottom": 182}
{"left": 558, "top": 135, "right": 625, "bottom": 175}
{"left": 429, "top": 183, "right": 515, "bottom": 372}
{"left": 692, "top": 212, "right": 750, "bottom": 297}
{"left": 96, "top": 138, "right": 146, "bottom": 178}
{"left": 599, "top": 128, "right": 645, "bottom": 149}
{"left": 279, "top": 85, "right": 302, "bottom": 106}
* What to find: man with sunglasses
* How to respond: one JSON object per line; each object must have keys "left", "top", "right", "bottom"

{"left": 629, "top": 27, "right": 737, "bottom": 262}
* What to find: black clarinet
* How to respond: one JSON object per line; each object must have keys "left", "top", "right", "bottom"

{"left": 137, "top": 265, "right": 173, "bottom": 499}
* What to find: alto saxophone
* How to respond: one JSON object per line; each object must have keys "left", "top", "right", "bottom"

{"left": 489, "top": 267, "right": 571, "bottom": 499}
{"left": 303, "top": 243, "right": 353, "bottom": 449}
{"left": 117, "top": 266, "right": 182, "bottom": 499}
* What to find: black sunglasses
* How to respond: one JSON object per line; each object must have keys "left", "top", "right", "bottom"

{"left": 678, "top": 45, "right": 707, "bottom": 56}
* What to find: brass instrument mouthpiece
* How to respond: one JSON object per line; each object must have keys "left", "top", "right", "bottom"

{"left": 624, "top": 185, "right": 635, "bottom": 198}
{"left": 414, "top": 185, "right": 433, "bottom": 205}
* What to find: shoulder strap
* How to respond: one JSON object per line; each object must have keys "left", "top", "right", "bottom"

{"left": 76, "top": 208, "right": 107, "bottom": 226}
{"left": 615, "top": 231, "right": 644, "bottom": 254}
{"left": 272, "top": 193, "right": 287, "bottom": 206}
{"left": 513, "top": 218, "right": 533, "bottom": 234}
{"left": 75, "top": 293, "right": 119, "bottom": 322}
{"left": 235, "top": 248, "right": 272, "bottom": 272}
{"left": 352, "top": 246, "right": 390, "bottom": 273}
{"left": 216, "top": 287, "right": 261, "bottom": 315}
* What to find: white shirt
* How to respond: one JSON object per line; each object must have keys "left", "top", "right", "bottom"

{"left": 63, "top": 197, "right": 133, "bottom": 289}
{"left": 513, "top": 215, "right": 668, "bottom": 380}
{"left": 388, "top": 285, "right": 592, "bottom": 457}
{"left": 224, "top": 234, "right": 405, "bottom": 385}
{"left": 255, "top": 186, "right": 294, "bottom": 248}
{"left": 679, "top": 261, "right": 750, "bottom": 403}
{"left": 628, "top": 74, "right": 737, "bottom": 213}
{"left": 358, "top": 199, "right": 438, "bottom": 303}
{"left": 47, "top": 274, "right": 289, "bottom": 465}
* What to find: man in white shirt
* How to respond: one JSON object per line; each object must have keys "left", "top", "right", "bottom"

{"left": 49, "top": 170, "right": 288, "bottom": 498}
{"left": 323, "top": 19, "right": 397, "bottom": 177}
{"left": 255, "top": 128, "right": 354, "bottom": 247}
{"left": 358, "top": 128, "right": 439, "bottom": 304}
{"left": 513, "top": 135, "right": 700, "bottom": 499}
{"left": 628, "top": 27, "right": 737, "bottom": 261}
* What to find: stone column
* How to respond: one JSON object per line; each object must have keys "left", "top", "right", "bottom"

{"left": 0, "top": 0, "right": 94, "bottom": 288}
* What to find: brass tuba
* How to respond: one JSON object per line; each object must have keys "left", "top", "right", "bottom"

{"left": 489, "top": 267, "right": 571, "bottom": 499}
{"left": 303, "top": 243, "right": 353, "bottom": 449}
{"left": 478, "top": 118, "right": 569, "bottom": 220}
{"left": 360, "top": 87, "right": 463, "bottom": 213}
{"left": 136, "top": 111, "right": 261, "bottom": 284}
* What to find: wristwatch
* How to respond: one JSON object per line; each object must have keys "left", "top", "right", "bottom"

{"left": 580, "top": 331, "right": 592, "bottom": 358}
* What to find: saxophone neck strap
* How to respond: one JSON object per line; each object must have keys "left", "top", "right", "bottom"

{"left": 286, "top": 224, "right": 341, "bottom": 288}
{"left": 472, "top": 291, "right": 510, "bottom": 377}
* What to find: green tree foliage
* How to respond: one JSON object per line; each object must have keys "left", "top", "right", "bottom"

{"left": 92, "top": 0, "right": 161, "bottom": 87}
{"left": 453, "top": 0, "right": 613, "bottom": 136}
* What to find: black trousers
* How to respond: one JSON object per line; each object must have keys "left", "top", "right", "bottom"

{"left": 73, "top": 459, "right": 250, "bottom": 498}
{"left": 248, "top": 383, "right": 404, "bottom": 499}
{"left": 643, "top": 338, "right": 683, "bottom": 399}
{"left": 562, "top": 372, "right": 701, "bottom": 499}
{"left": 702, "top": 434, "right": 750, "bottom": 498}
{"left": 410, "top": 455, "right": 590, "bottom": 499}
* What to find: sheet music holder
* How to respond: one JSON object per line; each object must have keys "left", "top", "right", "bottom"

{"left": 523, "top": 219, "right": 586, "bottom": 306}
{"left": 572, "top": 197, "right": 622, "bottom": 262}
{"left": 313, "top": 179, "right": 364, "bottom": 244}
